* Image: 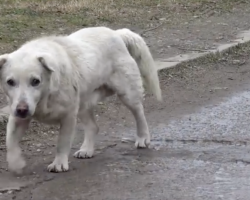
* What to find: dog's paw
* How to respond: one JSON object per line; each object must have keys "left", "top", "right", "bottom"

{"left": 135, "top": 136, "right": 150, "bottom": 148}
{"left": 74, "top": 148, "right": 94, "bottom": 159}
{"left": 7, "top": 152, "right": 26, "bottom": 174}
{"left": 47, "top": 156, "right": 69, "bottom": 173}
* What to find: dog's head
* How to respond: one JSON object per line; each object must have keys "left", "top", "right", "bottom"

{"left": 0, "top": 51, "right": 56, "bottom": 120}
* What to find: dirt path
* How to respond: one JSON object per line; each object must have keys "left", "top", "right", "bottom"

{"left": 145, "top": 5, "right": 250, "bottom": 59}
{"left": 1, "top": 33, "right": 250, "bottom": 200}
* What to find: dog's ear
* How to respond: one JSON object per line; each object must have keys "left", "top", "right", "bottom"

{"left": 37, "top": 55, "right": 60, "bottom": 93}
{"left": 0, "top": 58, "right": 7, "bottom": 70}
{"left": 0, "top": 54, "right": 8, "bottom": 71}
{"left": 37, "top": 56, "right": 55, "bottom": 72}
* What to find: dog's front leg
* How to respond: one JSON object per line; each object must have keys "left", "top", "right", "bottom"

{"left": 47, "top": 114, "right": 76, "bottom": 173}
{"left": 6, "top": 115, "right": 30, "bottom": 174}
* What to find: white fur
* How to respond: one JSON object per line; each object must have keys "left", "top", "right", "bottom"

{"left": 0, "top": 26, "right": 162, "bottom": 173}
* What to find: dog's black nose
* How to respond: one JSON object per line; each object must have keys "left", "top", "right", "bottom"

{"left": 16, "top": 103, "right": 29, "bottom": 118}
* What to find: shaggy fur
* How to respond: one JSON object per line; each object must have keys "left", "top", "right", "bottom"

{"left": 0, "top": 27, "right": 162, "bottom": 173}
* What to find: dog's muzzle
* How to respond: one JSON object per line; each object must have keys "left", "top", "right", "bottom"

{"left": 15, "top": 102, "right": 29, "bottom": 119}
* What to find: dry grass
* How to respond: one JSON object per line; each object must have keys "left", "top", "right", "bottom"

{"left": 1, "top": 0, "right": 248, "bottom": 13}
{"left": 0, "top": 0, "right": 248, "bottom": 52}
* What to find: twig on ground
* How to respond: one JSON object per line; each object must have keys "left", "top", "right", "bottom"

{"left": 177, "top": 47, "right": 210, "bottom": 52}
{"left": 139, "top": 23, "right": 163, "bottom": 36}
{"left": 121, "top": 137, "right": 134, "bottom": 143}
{"left": 0, "top": 145, "right": 5, "bottom": 150}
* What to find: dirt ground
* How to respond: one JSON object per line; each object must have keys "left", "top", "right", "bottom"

{"left": 1, "top": 38, "right": 250, "bottom": 200}
{"left": 1, "top": 0, "right": 250, "bottom": 56}
{"left": 1, "top": 0, "right": 250, "bottom": 199}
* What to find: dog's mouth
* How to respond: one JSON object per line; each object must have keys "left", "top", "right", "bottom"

{"left": 14, "top": 114, "right": 31, "bottom": 121}
{"left": 14, "top": 116, "right": 31, "bottom": 126}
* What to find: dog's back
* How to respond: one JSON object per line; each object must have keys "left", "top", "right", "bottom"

{"left": 69, "top": 26, "right": 162, "bottom": 101}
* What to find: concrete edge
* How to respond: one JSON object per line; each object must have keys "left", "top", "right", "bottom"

{"left": 0, "top": 29, "right": 250, "bottom": 125}
{"left": 156, "top": 29, "right": 250, "bottom": 71}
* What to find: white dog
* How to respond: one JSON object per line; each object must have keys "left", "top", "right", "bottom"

{"left": 0, "top": 27, "right": 162, "bottom": 173}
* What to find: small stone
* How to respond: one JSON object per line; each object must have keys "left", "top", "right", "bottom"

{"left": 36, "top": 143, "right": 42, "bottom": 147}
{"left": 218, "top": 22, "right": 228, "bottom": 26}
{"left": 121, "top": 137, "right": 134, "bottom": 143}
{"left": 37, "top": 149, "right": 41, "bottom": 152}
{"left": 232, "top": 59, "right": 240, "bottom": 64}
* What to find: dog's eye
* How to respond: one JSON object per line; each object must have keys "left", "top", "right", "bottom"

{"left": 6, "top": 79, "right": 15, "bottom": 87}
{"left": 31, "top": 78, "right": 40, "bottom": 87}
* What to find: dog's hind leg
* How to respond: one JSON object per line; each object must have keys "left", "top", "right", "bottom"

{"left": 110, "top": 60, "right": 150, "bottom": 148}
{"left": 47, "top": 114, "right": 77, "bottom": 173}
{"left": 74, "top": 108, "right": 99, "bottom": 159}
{"left": 119, "top": 95, "right": 150, "bottom": 148}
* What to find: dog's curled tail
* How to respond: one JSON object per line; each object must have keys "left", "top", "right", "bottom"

{"left": 116, "top": 28, "right": 162, "bottom": 101}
